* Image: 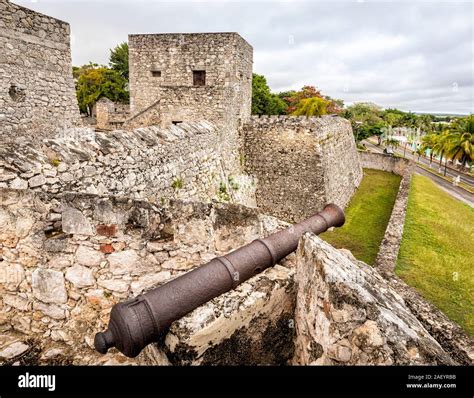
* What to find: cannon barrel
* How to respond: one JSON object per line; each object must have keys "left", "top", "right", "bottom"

{"left": 94, "top": 203, "right": 345, "bottom": 357}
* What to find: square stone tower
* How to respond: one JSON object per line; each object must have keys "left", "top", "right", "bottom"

{"left": 0, "top": 0, "right": 80, "bottom": 142}
{"left": 128, "top": 33, "right": 253, "bottom": 128}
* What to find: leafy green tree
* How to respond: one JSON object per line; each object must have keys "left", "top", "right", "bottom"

{"left": 73, "top": 62, "right": 99, "bottom": 80}
{"left": 282, "top": 85, "right": 342, "bottom": 114}
{"left": 384, "top": 137, "right": 400, "bottom": 148}
{"left": 251, "top": 73, "right": 286, "bottom": 115}
{"left": 343, "top": 102, "right": 384, "bottom": 125}
{"left": 291, "top": 97, "right": 330, "bottom": 117}
{"left": 382, "top": 109, "right": 404, "bottom": 127}
{"left": 415, "top": 147, "right": 424, "bottom": 162}
{"left": 416, "top": 114, "right": 434, "bottom": 134}
{"left": 432, "top": 131, "right": 450, "bottom": 168}
{"left": 75, "top": 66, "right": 129, "bottom": 116}
{"left": 109, "top": 42, "right": 129, "bottom": 79}
{"left": 420, "top": 133, "right": 438, "bottom": 166}
{"left": 445, "top": 115, "right": 473, "bottom": 168}
{"left": 357, "top": 121, "right": 388, "bottom": 143}
{"left": 277, "top": 90, "right": 296, "bottom": 107}
{"left": 343, "top": 102, "right": 386, "bottom": 142}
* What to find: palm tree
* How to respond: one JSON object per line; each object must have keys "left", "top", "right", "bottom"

{"left": 415, "top": 147, "right": 424, "bottom": 162}
{"left": 431, "top": 132, "right": 450, "bottom": 169}
{"left": 420, "top": 134, "right": 438, "bottom": 167}
{"left": 384, "top": 137, "right": 400, "bottom": 149}
{"left": 445, "top": 116, "right": 474, "bottom": 170}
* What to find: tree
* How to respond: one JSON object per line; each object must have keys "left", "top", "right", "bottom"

{"left": 445, "top": 115, "right": 473, "bottom": 169}
{"left": 282, "top": 85, "right": 342, "bottom": 114}
{"left": 343, "top": 102, "right": 386, "bottom": 142}
{"left": 75, "top": 66, "right": 129, "bottom": 116}
{"left": 343, "top": 102, "right": 384, "bottom": 125}
{"left": 382, "top": 108, "right": 404, "bottom": 127}
{"left": 109, "top": 42, "right": 129, "bottom": 79}
{"left": 384, "top": 137, "right": 400, "bottom": 149}
{"left": 291, "top": 97, "right": 330, "bottom": 117}
{"left": 420, "top": 134, "right": 438, "bottom": 166}
{"left": 431, "top": 132, "right": 450, "bottom": 169}
{"left": 251, "top": 74, "right": 286, "bottom": 115}
{"left": 401, "top": 111, "right": 418, "bottom": 128}
{"left": 416, "top": 114, "right": 434, "bottom": 134}
{"left": 415, "top": 147, "right": 424, "bottom": 162}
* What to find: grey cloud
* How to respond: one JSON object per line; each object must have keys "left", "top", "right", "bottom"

{"left": 15, "top": 0, "right": 473, "bottom": 114}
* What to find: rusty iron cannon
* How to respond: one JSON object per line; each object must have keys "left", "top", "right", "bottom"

{"left": 94, "top": 203, "right": 345, "bottom": 358}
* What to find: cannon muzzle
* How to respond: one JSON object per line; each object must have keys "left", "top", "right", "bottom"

{"left": 94, "top": 203, "right": 345, "bottom": 357}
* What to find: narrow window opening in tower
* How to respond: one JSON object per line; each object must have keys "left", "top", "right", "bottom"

{"left": 193, "top": 70, "right": 206, "bottom": 86}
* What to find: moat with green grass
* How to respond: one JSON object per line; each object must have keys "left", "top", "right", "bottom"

{"left": 321, "top": 168, "right": 401, "bottom": 265}
{"left": 322, "top": 169, "right": 474, "bottom": 336}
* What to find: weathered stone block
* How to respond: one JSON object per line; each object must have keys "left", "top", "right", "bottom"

{"left": 62, "top": 207, "right": 94, "bottom": 235}
{"left": 75, "top": 245, "right": 104, "bottom": 267}
{"left": 10, "top": 177, "right": 28, "bottom": 190}
{"left": 98, "top": 279, "right": 129, "bottom": 293}
{"left": 28, "top": 174, "right": 46, "bottom": 188}
{"left": 146, "top": 265, "right": 296, "bottom": 365}
{"left": 65, "top": 265, "right": 95, "bottom": 288}
{"left": 108, "top": 250, "right": 140, "bottom": 275}
{"left": 292, "top": 233, "right": 455, "bottom": 365}
{"left": 34, "top": 302, "right": 66, "bottom": 320}
{"left": 130, "top": 271, "right": 171, "bottom": 295}
{"left": 0, "top": 339, "right": 29, "bottom": 361}
{"left": 0, "top": 262, "right": 25, "bottom": 290}
{"left": 3, "top": 294, "right": 29, "bottom": 311}
{"left": 32, "top": 268, "right": 67, "bottom": 304}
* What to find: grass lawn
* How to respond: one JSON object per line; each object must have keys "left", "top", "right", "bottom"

{"left": 321, "top": 169, "right": 401, "bottom": 265}
{"left": 396, "top": 174, "right": 474, "bottom": 336}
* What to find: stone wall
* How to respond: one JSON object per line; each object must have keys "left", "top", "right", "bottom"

{"left": 0, "top": 122, "right": 256, "bottom": 207}
{"left": 243, "top": 115, "right": 363, "bottom": 222}
{"left": 128, "top": 33, "right": 252, "bottom": 128}
{"left": 2, "top": 188, "right": 471, "bottom": 365}
{"left": 95, "top": 98, "right": 130, "bottom": 130}
{"left": 0, "top": 188, "right": 292, "bottom": 365}
{"left": 374, "top": 161, "right": 414, "bottom": 273}
{"left": 292, "top": 234, "right": 461, "bottom": 365}
{"left": 358, "top": 152, "right": 414, "bottom": 273}
{"left": 0, "top": 0, "right": 80, "bottom": 141}
{"left": 359, "top": 151, "right": 411, "bottom": 175}
{"left": 126, "top": 32, "right": 253, "bottom": 181}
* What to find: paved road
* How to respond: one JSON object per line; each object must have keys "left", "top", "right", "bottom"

{"left": 414, "top": 167, "right": 474, "bottom": 207}
{"left": 366, "top": 139, "right": 474, "bottom": 186}
{"left": 363, "top": 140, "right": 474, "bottom": 207}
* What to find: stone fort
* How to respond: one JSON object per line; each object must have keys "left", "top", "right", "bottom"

{"left": 0, "top": 0, "right": 471, "bottom": 366}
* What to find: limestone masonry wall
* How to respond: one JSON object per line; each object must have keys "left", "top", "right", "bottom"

{"left": 292, "top": 234, "right": 465, "bottom": 365}
{"left": 0, "top": 122, "right": 256, "bottom": 207}
{"left": 125, "top": 33, "right": 253, "bottom": 187}
{"left": 0, "top": 0, "right": 80, "bottom": 141}
{"left": 243, "top": 115, "right": 363, "bottom": 222}
{"left": 359, "top": 151, "right": 411, "bottom": 175}
{"left": 2, "top": 188, "right": 471, "bottom": 365}
{"left": 128, "top": 33, "right": 252, "bottom": 128}
{"left": 359, "top": 152, "right": 414, "bottom": 273}
{"left": 0, "top": 188, "right": 292, "bottom": 364}
{"left": 95, "top": 98, "right": 130, "bottom": 130}
{"left": 2, "top": 3, "right": 469, "bottom": 367}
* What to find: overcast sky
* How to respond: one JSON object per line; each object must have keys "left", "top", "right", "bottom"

{"left": 16, "top": 0, "right": 473, "bottom": 114}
